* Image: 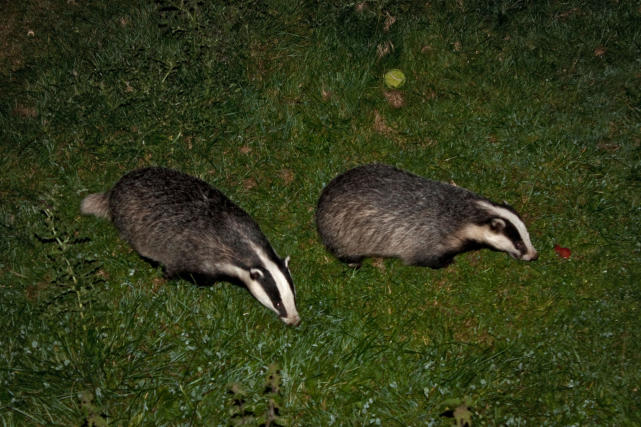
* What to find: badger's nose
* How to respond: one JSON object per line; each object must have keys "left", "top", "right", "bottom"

{"left": 282, "top": 314, "right": 301, "bottom": 327}
{"left": 525, "top": 250, "right": 539, "bottom": 261}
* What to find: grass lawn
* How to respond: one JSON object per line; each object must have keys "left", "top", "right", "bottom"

{"left": 1, "top": 0, "right": 640, "bottom": 424}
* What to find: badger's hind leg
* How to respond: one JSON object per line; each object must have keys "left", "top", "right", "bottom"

{"left": 162, "top": 266, "right": 179, "bottom": 279}
{"left": 157, "top": 258, "right": 185, "bottom": 279}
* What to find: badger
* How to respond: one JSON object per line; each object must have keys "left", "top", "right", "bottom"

{"left": 81, "top": 167, "right": 300, "bottom": 326}
{"left": 316, "top": 164, "right": 538, "bottom": 269}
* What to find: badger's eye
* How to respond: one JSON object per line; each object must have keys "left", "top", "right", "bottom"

{"left": 514, "top": 241, "right": 526, "bottom": 252}
{"left": 249, "top": 268, "right": 264, "bottom": 281}
{"left": 490, "top": 217, "right": 506, "bottom": 232}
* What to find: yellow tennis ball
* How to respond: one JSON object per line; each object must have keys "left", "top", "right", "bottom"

{"left": 384, "top": 69, "right": 406, "bottom": 88}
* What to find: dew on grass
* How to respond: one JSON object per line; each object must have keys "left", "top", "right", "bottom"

{"left": 361, "top": 397, "right": 374, "bottom": 414}
{"left": 505, "top": 415, "right": 526, "bottom": 425}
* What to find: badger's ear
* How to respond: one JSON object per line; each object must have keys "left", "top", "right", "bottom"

{"left": 284, "top": 256, "right": 290, "bottom": 268}
{"left": 490, "top": 217, "right": 506, "bottom": 232}
{"left": 249, "top": 268, "right": 264, "bottom": 280}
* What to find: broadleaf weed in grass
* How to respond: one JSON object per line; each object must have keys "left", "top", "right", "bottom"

{"left": 439, "top": 395, "right": 475, "bottom": 427}
{"left": 33, "top": 205, "right": 102, "bottom": 326}
{"left": 78, "top": 390, "right": 108, "bottom": 427}
{"left": 27, "top": 186, "right": 104, "bottom": 324}
{"left": 226, "top": 363, "right": 290, "bottom": 426}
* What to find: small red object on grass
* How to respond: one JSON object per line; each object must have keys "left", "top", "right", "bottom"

{"left": 554, "top": 244, "right": 571, "bottom": 259}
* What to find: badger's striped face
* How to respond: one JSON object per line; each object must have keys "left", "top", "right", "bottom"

{"left": 470, "top": 201, "right": 538, "bottom": 261}
{"left": 243, "top": 245, "right": 300, "bottom": 326}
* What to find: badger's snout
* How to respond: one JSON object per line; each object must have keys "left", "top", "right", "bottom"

{"left": 520, "top": 250, "right": 539, "bottom": 261}
{"left": 282, "top": 314, "right": 301, "bottom": 326}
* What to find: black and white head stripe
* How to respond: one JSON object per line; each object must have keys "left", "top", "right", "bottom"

{"left": 243, "top": 244, "right": 299, "bottom": 325}
{"left": 474, "top": 200, "right": 538, "bottom": 260}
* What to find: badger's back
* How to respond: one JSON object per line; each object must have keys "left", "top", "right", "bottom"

{"left": 316, "top": 164, "right": 482, "bottom": 262}
{"left": 97, "top": 168, "right": 267, "bottom": 273}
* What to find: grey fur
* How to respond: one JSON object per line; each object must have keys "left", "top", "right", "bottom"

{"left": 316, "top": 164, "right": 537, "bottom": 268}
{"left": 81, "top": 167, "right": 299, "bottom": 324}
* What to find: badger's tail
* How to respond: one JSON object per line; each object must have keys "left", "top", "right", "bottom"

{"left": 80, "top": 193, "right": 111, "bottom": 219}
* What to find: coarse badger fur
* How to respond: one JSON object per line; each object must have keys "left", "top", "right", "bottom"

{"left": 316, "top": 164, "right": 538, "bottom": 268}
{"left": 81, "top": 167, "right": 300, "bottom": 326}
